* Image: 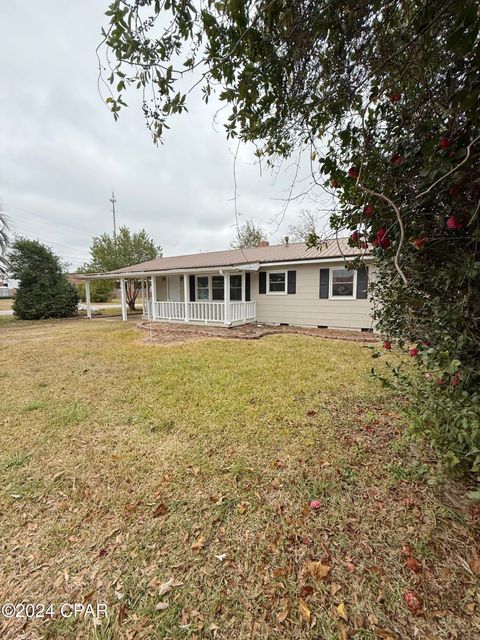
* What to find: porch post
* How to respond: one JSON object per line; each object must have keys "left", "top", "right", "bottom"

{"left": 241, "top": 271, "right": 246, "bottom": 322}
{"left": 120, "top": 277, "right": 127, "bottom": 321}
{"left": 151, "top": 275, "right": 157, "bottom": 320}
{"left": 141, "top": 279, "right": 145, "bottom": 316}
{"left": 183, "top": 273, "right": 189, "bottom": 323}
{"left": 224, "top": 272, "right": 230, "bottom": 325}
{"left": 85, "top": 280, "right": 92, "bottom": 319}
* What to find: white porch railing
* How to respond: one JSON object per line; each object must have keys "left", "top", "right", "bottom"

{"left": 143, "top": 300, "right": 255, "bottom": 325}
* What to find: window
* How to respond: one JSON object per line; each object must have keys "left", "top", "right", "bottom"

{"left": 268, "top": 271, "right": 286, "bottom": 294}
{"left": 230, "top": 274, "right": 242, "bottom": 301}
{"left": 331, "top": 268, "right": 355, "bottom": 298}
{"left": 212, "top": 275, "right": 224, "bottom": 300}
{"left": 196, "top": 276, "right": 209, "bottom": 300}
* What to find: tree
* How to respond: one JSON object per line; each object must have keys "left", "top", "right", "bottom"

{"left": 76, "top": 278, "right": 115, "bottom": 304}
{"left": 230, "top": 220, "right": 267, "bottom": 249}
{"left": 10, "top": 238, "right": 79, "bottom": 320}
{"left": 85, "top": 226, "right": 162, "bottom": 310}
{"left": 288, "top": 211, "right": 320, "bottom": 244}
{"left": 101, "top": 2, "right": 480, "bottom": 481}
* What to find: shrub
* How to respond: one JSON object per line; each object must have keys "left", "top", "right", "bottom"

{"left": 77, "top": 279, "right": 115, "bottom": 303}
{"left": 10, "top": 239, "right": 79, "bottom": 320}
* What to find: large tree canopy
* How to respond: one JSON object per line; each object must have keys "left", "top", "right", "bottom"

{"left": 84, "top": 226, "right": 162, "bottom": 310}
{"left": 101, "top": 1, "right": 480, "bottom": 482}
{"left": 230, "top": 219, "right": 267, "bottom": 249}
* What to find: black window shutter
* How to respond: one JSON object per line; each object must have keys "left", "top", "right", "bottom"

{"left": 259, "top": 271, "right": 266, "bottom": 294}
{"left": 287, "top": 270, "right": 296, "bottom": 294}
{"left": 356, "top": 267, "right": 369, "bottom": 299}
{"left": 245, "top": 273, "right": 251, "bottom": 301}
{"left": 189, "top": 275, "right": 196, "bottom": 301}
{"left": 319, "top": 269, "right": 329, "bottom": 299}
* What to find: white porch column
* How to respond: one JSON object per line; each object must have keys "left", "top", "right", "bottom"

{"left": 241, "top": 271, "right": 246, "bottom": 322}
{"left": 141, "top": 279, "right": 145, "bottom": 316}
{"left": 120, "top": 277, "right": 127, "bottom": 321}
{"left": 224, "top": 272, "right": 230, "bottom": 325}
{"left": 151, "top": 275, "right": 157, "bottom": 321}
{"left": 183, "top": 274, "right": 189, "bottom": 323}
{"left": 85, "top": 280, "right": 92, "bottom": 319}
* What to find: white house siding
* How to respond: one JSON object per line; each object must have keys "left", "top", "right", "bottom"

{"left": 251, "top": 263, "right": 376, "bottom": 330}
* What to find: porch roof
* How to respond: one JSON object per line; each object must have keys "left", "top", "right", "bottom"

{"left": 79, "top": 238, "right": 372, "bottom": 280}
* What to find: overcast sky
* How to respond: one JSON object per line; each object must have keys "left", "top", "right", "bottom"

{"left": 0, "top": 1, "right": 333, "bottom": 271}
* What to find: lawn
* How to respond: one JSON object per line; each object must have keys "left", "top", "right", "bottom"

{"left": 0, "top": 320, "right": 478, "bottom": 639}
{"left": 0, "top": 298, "right": 13, "bottom": 310}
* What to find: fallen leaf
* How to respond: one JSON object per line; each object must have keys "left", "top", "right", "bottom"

{"left": 405, "top": 556, "right": 421, "bottom": 573}
{"left": 403, "top": 591, "right": 423, "bottom": 613}
{"left": 337, "top": 602, "right": 348, "bottom": 622}
{"left": 155, "top": 601, "right": 169, "bottom": 611}
{"left": 374, "top": 628, "right": 397, "bottom": 640}
{"left": 158, "top": 577, "right": 184, "bottom": 597}
{"left": 153, "top": 503, "right": 168, "bottom": 518}
{"left": 345, "top": 561, "right": 355, "bottom": 573}
{"left": 191, "top": 535, "right": 206, "bottom": 551}
{"left": 298, "top": 598, "right": 311, "bottom": 623}
{"left": 276, "top": 600, "right": 290, "bottom": 623}
{"left": 305, "top": 561, "right": 331, "bottom": 581}
{"left": 469, "top": 556, "right": 480, "bottom": 575}
{"left": 309, "top": 500, "right": 321, "bottom": 510}
{"left": 331, "top": 582, "right": 341, "bottom": 596}
{"left": 214, "top": 553, "right": 227, "bottom": 561}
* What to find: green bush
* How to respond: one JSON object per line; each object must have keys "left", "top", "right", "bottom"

{"left": 9, "top": 239, "right": 79, "bottom": 320}
{"left": 377, "top": 344, "right": 480, "bottom": 488}
{"left": 77, "top": 279, "right": 115, "bottom": 303}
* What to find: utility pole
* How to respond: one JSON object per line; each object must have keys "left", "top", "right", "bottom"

{"left": 110, "top": 191, "right": 117, "bottom": 242}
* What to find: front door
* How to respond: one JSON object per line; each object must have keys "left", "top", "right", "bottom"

{"left": 168, "top": 275, "right": 181, "bottom": 301}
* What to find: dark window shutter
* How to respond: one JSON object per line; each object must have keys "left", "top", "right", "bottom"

{"left": 245, "top": 273, "right": 251, "bottom": 301}
{"left": 189, "top": 275, "right": 196, "bottom": 301}
{"left": 356, "top": 267, "right": 369, "bottom": 299}
{"left": 319, "top": 269, "right": 329, "bottom": 299}
{"left": 287, "top": 270, "right": 296, "bottom": 294}
{"left": 259, "top": 271, "right": 266, "bottom": 294}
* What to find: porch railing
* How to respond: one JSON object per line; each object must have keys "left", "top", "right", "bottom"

{"left": 143, "top": 300, "right": 255, "bottom": 324}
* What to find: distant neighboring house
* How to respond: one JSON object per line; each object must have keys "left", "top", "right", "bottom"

{"left": 0, "top": 278, "right": 19, "bottom": 298}
{"left": 66, "top": 273, "right": 84, "bottom": 286}
{"left": 79, "top": 238, "right": 375, "bottom": 331}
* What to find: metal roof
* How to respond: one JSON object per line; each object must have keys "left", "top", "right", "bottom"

{"left": 84, "top": 238, "right": 369, "bottom": 278}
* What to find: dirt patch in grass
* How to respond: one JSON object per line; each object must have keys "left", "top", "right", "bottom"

{"left": 0, "top": 319, "right": 479, "bottom": 639}
{"left": 138, "top": 320, "right": 378, "bottom": 346}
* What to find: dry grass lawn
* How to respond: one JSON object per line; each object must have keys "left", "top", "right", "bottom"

{"left": 0, "top": 319, "right": 479, "bottom": 640}
{"left": 0, "top": 298, "right": 13, "bottom": 311}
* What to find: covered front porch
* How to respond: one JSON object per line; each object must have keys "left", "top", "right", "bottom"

{"left": 84, "top": 268, "right": 256, "bottom": 327}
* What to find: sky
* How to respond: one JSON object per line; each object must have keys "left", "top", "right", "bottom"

{"left": 0, "top": 1, "right": 333, "bottom": 271}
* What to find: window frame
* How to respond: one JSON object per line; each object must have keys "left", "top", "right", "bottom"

{"left": 229, "top": 274, "right": 242, "bottom": 301}
{"left": 196, "top": 275, "right": 210, "bottom": 301}
{"left": 211, "top": 275, "right": 225, "bottom": 301}
{"left": 329, "top": 267, "right": 357, "bottom": 300}
{"left": 267, "top": 270, "right": 288, "bottom": 295}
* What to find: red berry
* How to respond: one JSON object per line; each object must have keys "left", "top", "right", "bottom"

{"left": 383, "top": 340, "right": 392, "bottom": 350}
{"left": 363, "top": 204, "right": 374, "bottom": 217}
{"left": 309, "top": 500, "right": 321, "bottom": 509}
{"left": 331, "top": 179, "right": 339, "bottom": 189}
{"left": 439, "top": 137, "right": 451, "bottom": 150}
{"left": 447, "top": 215, "right": 463, "bottom": 230}
{"left": 350, "top": 231, "right": 360, "bottom": 244}
{"left": 375, "top": 227, "right": 391, "bottom": 249}
{"left": 390, "top": 153, "right": 402, "bottom": 165}
{"left": 389, "top": 92, "right": 401, "bottom": 103}
{"left": 348, "top": 166, "right": 359, "bottom": 179}
{"left": 360, "top": 241, "right": 369, "bottom": 249}
{"left": 409, "top": 348, "right": 418, "bottom": 357}
{"left": 413, "top": 237, "right": 427, "bottom": 249}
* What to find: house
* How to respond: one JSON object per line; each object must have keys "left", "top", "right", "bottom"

{"left": 0, "top": 278, "right": 19, "bottom": 298}
{"left": 80, "top": 238, "right": 375, "bottom": 331}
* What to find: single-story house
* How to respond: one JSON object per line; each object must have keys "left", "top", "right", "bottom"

{"left": 80, "top": 238, "right": 375, "bottom": 331}
{"left": 0, "top": 278, "right": 19, "bottom": 298}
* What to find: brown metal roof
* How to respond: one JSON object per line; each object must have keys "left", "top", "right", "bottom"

{"left": 89, "top": 237, "right": 369, "bottom": 277}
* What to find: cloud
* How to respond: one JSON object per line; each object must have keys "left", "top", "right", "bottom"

{"left": 0, "top": 1, "right": 334, "bottom": 270}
